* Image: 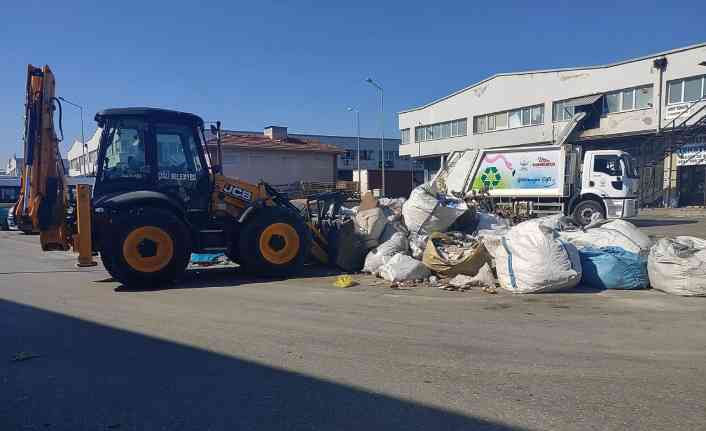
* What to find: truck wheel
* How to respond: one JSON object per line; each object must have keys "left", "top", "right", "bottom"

{"left": 237, "top": 207, "right": 311, "bottom": 276}
{"left": 104, "top": 208, "right": 191, "bottom": 288}
{"left": 572, "top": 200, "right": 605, "bottom": 226}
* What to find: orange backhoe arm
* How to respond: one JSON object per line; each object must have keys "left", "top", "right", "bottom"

{"left": 15, "top": 65, "right": 69, "bottom": 250}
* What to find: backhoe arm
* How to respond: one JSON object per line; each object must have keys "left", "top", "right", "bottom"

{"left": 15, "top": 65, "right": 69, "bottom": 250}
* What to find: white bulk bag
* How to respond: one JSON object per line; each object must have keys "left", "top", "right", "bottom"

{"left": 560, "top": 219, "right": 652, "bottom": 256}
{"left": 402, "top": 182, "right": 468, "bottom": 236}
{"left": 491, "top": 224, "right": 582, "bottom": 293}
{"left": 648, "top": 236, "right": 706, "bottom": 296}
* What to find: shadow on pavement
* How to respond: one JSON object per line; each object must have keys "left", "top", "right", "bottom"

{"left": 0, "top": 299, "right": 524, "bottom": 430}
{"left": 631, "top": 218, "right": 698, "bottom": 228}
{"left": 113, "top": 264, "right": 345, "bottom": 292}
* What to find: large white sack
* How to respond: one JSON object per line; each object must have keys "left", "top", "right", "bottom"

{"left": 648, "top": 236, "right": 706, "bottom": 296}
{"left": 378, "top": 253, "right": 431, "bottom": 282}
{"left": 402, "top": 183, "right": 468, "bottom": 235}
{"left": 515, "top": 214, "right": 577, "bottom": 232}
{"left": 363, "top": 232, "right": 409, "bottom": 274}
{"left": 560, "top": 219, "right": 652, "bottom": 256}
{"left": 491, "top": 224, "right": 582, "bottom": 293}
{"left": 356, "top": 207, "right": 387, "bottom": 241}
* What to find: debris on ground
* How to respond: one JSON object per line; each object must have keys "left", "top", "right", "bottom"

{"left": 333, "top": 275, "right": 357, "bottom": 288}
{"left": 648, "top": 236, "right": 706, "bottom": 296}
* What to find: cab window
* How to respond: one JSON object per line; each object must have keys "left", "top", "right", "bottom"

{"left": 593, "top": 155, "right": 622, "bottom": 176}
{"left": 101, "top": 120, "right": 147, "bottom": 180}
{"left": 0, "top": 186, "right": 20, "bottom": 203}
{"left": 156, "top": 124, "right": 203, "bottom": 181}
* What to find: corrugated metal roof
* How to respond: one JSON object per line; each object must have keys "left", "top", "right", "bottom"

{"left": 208, "top": 133, "right": 344, "bottom": 154}
{"left": 563, "top": 94, "right": 603, "bottom": 108}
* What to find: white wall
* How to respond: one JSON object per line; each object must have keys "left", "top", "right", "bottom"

{"left": 399, "top": 43, "right": 706, "bottom": 157}
{"left": 221, "top": 149, "right": 336, "bottom": 185}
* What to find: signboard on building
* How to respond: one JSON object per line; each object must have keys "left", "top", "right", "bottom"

{"left": 676, "top": 136, "right": 706, "bottom": 166}
{"left": 472, "top": 148, "right": 560, "bottom": 190}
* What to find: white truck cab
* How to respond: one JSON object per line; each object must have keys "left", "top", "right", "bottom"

{"left": 575, "top": 149, "right": 639, "bottom": 224}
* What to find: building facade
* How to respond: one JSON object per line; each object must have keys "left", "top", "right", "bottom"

{"left": 5, "top": 156, "right": 24, "bottom": 177}
{"left": 209, "top": 126, "right": 343, "bottom": 187}
{"left": 67, "top": 128, "right": 101, "bottom": 177}
{"left": 399, "top": 42, "right": 706, "bottom": 207}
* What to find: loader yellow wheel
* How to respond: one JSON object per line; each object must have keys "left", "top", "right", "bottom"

{"left": 238, "top": 207, "right": 311, "bottom": 276}
{"left": 122, "top": 226, "right": 175, "bottom": 273}
{"left": 259, "top": 223, "right": 300, "bottom": 265}
{"left": 102, "top": 207, "right": 191, "bottom": 288}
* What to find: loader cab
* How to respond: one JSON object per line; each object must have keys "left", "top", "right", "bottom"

{"left": 93, "top": 108, "right": 212, "bottom": 218}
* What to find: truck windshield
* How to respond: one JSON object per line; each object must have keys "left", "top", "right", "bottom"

{"left": 621, "top": 155, "right": 639, "bottom": 178}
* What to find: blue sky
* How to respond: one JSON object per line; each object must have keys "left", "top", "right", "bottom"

{"left": 1, "top": 0, "right": 704, "bottom": 164}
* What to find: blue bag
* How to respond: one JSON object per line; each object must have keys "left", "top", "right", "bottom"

{"left": 579, "top": 246, "right": 648, "bottom": 290}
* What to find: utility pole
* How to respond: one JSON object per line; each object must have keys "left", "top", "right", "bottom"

{"left": 366, "top": 78, "right": 385, "bottom": 197}
{"left": 348, "top": 107, "right": 361, "bottom": 195}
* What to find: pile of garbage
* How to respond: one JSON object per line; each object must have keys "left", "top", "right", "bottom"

{"left": 334, "top": 182, "right": 706, "bottom": 297}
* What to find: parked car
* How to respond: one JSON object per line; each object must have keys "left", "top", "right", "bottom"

{"left": 0, "top": 176, "right": 21, "bottom": 231}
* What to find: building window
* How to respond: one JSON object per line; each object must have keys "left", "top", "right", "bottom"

{"left": 667, "top": 75, "right": 706, "bottom": 104}
{"left": 603, "top": 85, "right": 653, "bottom": 114}
{"left": 474, "top": 104, "right": 543, "bottom": 134}
{"left": 635, "top": 86, "right": 653, "bottom": 109}
{"left": 400, "top": 128, "right": 410, "bottom": 145}
{"left": 553, "top": 101, "right": 575, "bottom": 122}
{"left": 414, "top": 118, "right": 468, "bottom": 142}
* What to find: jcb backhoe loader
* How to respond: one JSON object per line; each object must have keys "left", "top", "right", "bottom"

{"left": 15, "top": 65, "right": 314, "bottom": 287}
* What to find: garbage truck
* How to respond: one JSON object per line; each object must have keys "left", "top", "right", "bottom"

{"left": 438, "top": 144, "right": 639, "bottom": 225}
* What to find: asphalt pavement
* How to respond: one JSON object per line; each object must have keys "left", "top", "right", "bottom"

{"left": 1, "top": 216, "right": 705, "bottom": 430}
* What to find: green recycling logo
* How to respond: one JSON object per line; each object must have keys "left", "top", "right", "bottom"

{"left": 480, "top": 166, "right": 502, "bottom": 187}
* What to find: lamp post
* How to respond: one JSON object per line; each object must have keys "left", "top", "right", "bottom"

{"left": 365, "top": 78, "right": 385, "bottom": 197}
{"left": 347, "top": 107, "right": 361, "bottom": 195}
{"left": 58, "top": 96, "right": 86, "bottom": 175}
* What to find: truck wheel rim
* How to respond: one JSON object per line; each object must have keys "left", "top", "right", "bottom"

{"left": 259, "top": 223, "right": 300, "bottom": 265}
{"left": 122, "top": 226, "right": 174, "bottom": 273}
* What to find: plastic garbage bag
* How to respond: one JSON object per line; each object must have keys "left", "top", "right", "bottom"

{"left": 648, "top": 236, "right": 706, "bottom": 296}
{"left": 579, "top": 247, "right": 648, "bottom": 290}
{"left": 363, "top": 232, "right": 409, "bottom": 274}
{"left": 475, "top": 211, "right": 510, "bottom": 232}
{"left": 422, "top": 232, "right": 488, "bottom": 277}
{"left": 402, "top": 182, "right": 469, "bottom": 235}
{"left": 408, "top": 233, "right": 428, "bottom": 260}
{"left": 378, "top": 253, "right": 431, "bottom": 282}
{"left": 379, "top": 221, "right": 409, "bottom": 243}
{"left": 560, "top": 219, "right": 652, "bottom": 256}
{"left": 491, "top": 224, "right": 582, "bottom": 293}
{"left": 356, "top": 207, "right": 387, "bottom": 241}
{"left": 330, "top": 219, "right": 370, "bottom": 272}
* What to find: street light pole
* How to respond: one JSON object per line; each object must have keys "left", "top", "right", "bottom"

{"left": 58, "top": 96, "right": 86, "bottom": 175}
{"left": 347, "top": 107, "right": 361, "bottom": 195}
{"left": 366, "top": 78, "right": 385, "bottom": 197}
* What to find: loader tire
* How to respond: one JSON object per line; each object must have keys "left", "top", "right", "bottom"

{"left": 238, "top": 207, "right": 311, "bottom": 276}
{"left": 103, "top": 207, "right": 191, "bottom": 288}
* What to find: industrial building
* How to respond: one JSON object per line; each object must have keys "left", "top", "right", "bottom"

{"left": 398, "top": 42, "right": 706, "bottom": 207}
{"left": 218, "top": 127, "right": 423, "bottom": 196}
